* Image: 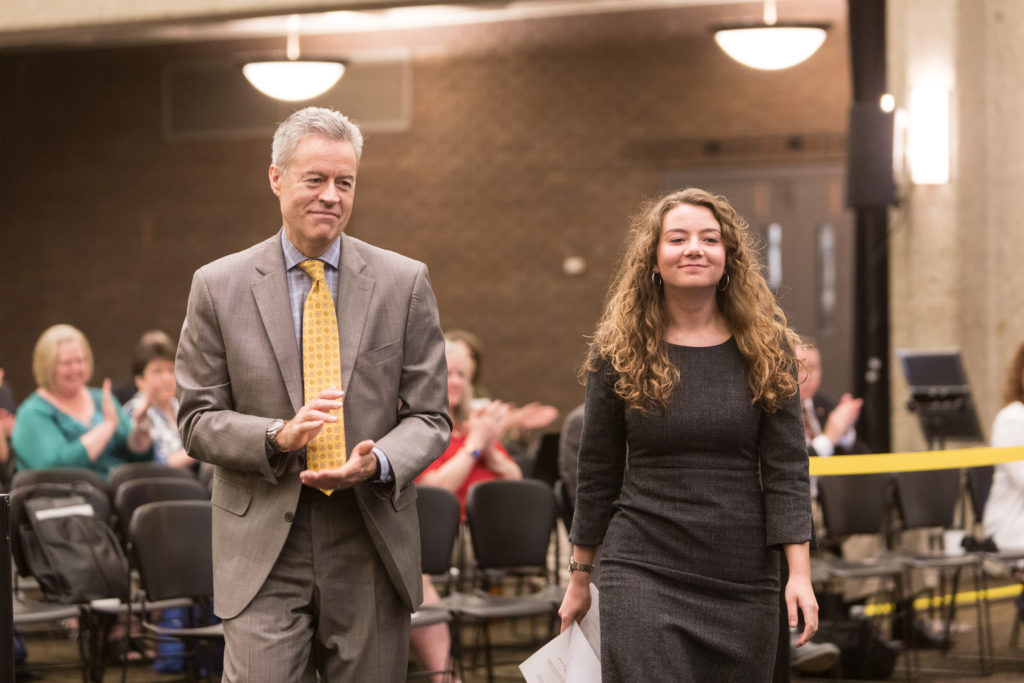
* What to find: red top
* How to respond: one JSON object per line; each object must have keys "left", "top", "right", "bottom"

{"left": 417, "top": 429, "right": 514, "bottom": 519}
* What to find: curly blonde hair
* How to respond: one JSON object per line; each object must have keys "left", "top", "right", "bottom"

{"left": 585, "top": 188, "right": 800, "bottom": 413}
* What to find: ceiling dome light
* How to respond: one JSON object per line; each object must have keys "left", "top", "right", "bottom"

{"left": 713, "top": 0, "right": 828, "bottom": 71}
{"left": 242, "top": 61, "right": 345, "bottom": 101}
{"left": 242, "top": 15, "right": 345, "bottom": 101}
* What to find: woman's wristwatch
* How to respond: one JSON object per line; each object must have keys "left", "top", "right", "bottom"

{"left": 568, "top": 557, "right": 595, "bottom": 573}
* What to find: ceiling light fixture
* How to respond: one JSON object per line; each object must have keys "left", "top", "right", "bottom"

{"left": 242, "top": 15, "right": 345, "bottom": 101}
{"left": 713, "top": 0, "right": 827, "bottom": 71}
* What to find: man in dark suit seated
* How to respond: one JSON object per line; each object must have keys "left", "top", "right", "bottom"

{"left": 796, "top": 342, "right": 864, "bottom": 463}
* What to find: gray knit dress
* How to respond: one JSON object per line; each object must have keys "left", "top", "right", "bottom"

{"left": 570, "top": 339, "right": 812, "bottom": 682}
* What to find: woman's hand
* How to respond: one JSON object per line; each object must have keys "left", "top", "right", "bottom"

{"left": 786, "top": 572, "right": 819, "bottom": 647}
{"left": 558, "top": 578, "right": 592, "bottom": 633}
{"left": 132, "top": 392, "right": 153, "bottom": 434}
{"left": 100, "top": 378, "right": 119, "bottom": 425}
{"left": 466, "top": 400, "right": 510, "bottom": 449}
{"left": 505, "top": 402, "right": 559, "bottom": 441}
{"left": 823, "top": 393, "right": 863, "bottom": 444}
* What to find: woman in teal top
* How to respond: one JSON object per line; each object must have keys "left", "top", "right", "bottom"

{"left": 13, "top": 324, "right": 153, "bottom": 478}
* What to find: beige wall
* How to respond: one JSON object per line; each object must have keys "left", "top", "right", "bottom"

{"left": 889, "top": 0, "right": 1024, "bottom": 451}
{"left": 0, "top": 4, "right": 850, "bottom": 424}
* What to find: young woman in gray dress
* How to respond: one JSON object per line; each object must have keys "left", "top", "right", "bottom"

{"left": 558, "top": 188, "right": 818, "bottom": 681}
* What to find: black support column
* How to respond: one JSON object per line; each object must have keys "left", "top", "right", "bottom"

{"left": 847, "top": 0, "right": 892, "bottom": 453}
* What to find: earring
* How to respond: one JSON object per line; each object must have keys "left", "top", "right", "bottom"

{"left": 652, "top": 271, "right": 663, "bottom": 288}
{"left": 717, "top": 273, "right": 730, "bottom": 291}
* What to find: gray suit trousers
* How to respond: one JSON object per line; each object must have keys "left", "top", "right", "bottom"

{"left": 221, "top": 488, "right": 409, "bottom": 682}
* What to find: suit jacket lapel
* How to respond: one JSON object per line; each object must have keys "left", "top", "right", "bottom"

{"left": 338, "top": 235, "right": 375, "bottom": 390}
{"left": 252, "top": 236, "right": 304, "bottom": 413}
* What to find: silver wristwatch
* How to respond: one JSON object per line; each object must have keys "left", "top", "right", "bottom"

{"left": 266, "top": 419, "right": 286, "bottom": 454}
{"left": 568, "top": 557, "right": 595, "bottom": 574}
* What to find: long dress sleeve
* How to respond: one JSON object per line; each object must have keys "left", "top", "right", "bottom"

{"left": 759, "top": 380, "right": 813, "bottom": 547}
{"left": 569, "top": 362, "right": 628, "bottom": 547}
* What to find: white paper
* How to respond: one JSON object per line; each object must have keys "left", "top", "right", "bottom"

{"left": 565, "top": 622, "right": 601, "bottom": 683}
{"left": 577, "top": 583, "right": 600, "bottom": 655}
{"left": 518, "top": 627, "right": 572, "bottom": 682}
{"left": 519, "top": 584, "right": 601, "bottom": 683}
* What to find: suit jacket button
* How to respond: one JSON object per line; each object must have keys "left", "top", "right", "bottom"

{"left": 284, "top": 511, "right": 294, "bottom": 523}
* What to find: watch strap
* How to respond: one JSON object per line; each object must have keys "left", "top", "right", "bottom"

{"left": 568, "top": 557, "right": 595, "bottom": 573}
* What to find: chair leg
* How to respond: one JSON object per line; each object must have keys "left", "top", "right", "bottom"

{"left": 483, "top": 620, "right": 495, "bottom": 683}
{"left": 77, "top": 607, "right": 115, "bottom": 683}
{"left": 450, "top": 614, "right": 463, "bottom": 683}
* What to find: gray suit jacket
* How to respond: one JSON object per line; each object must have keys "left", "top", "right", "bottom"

{"left": 176, "top": 231, "right": 451, "bottom": 619}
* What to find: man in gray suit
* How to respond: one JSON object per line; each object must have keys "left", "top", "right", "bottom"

{"left": 176, "top": 107, "right": 451, "bottom": 682}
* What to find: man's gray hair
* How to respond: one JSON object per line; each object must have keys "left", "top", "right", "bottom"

{"left": 271, "top": 107, "right": 364, "bottom": 169}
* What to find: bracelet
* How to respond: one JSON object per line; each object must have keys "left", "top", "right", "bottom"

{"left": 568, "top": 557, "right": 595, "bottom": 574}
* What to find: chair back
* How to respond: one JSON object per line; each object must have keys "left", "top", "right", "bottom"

{"left": 108, "top": 462, "right": 195, "bottom": 493}
{"left": 415, "top": 485, "right": 461, "bottom": 576}
{"left": 466, "top": 479, "right": 555, "bottom": 571}
{"left": 527, "top": 433, "right": 561, "bottom": 487}
{"left": 966, "top": 466, "right": 994, "bottom": 523}
{"left": 818, "top": 473, "right": 893, "bottom": 540}
{"left": 129, "top": 500, "right": 213, "bottom": 602}
{"left": 894, "top": 469, "right": 960, "bottom": 530}
{"left": 113, "top": 477, "right": 210, "bottom": 544}
{"left": 10, "top": 467, "right": 110, "bottom": 497}
{"left": 553, "top": 479, "right": 574, "bottom": 530}
{"left": 8, "top": 481, "right": 112, "bottom": 578}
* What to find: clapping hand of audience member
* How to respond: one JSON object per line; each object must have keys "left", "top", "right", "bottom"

{"left": 118, "top": 379, "right": 155, "bottom": 453}
{"left": 0, "top": 368, "right": 14, "bottom": 436}
{"left": 0, "top": 408, "right": 12, "bottom": 440}
{"left": 131, "top": 391, "right": 154, "bottom": 433}
{"left": 467, "top": 399, "right": 510, "bottom": 458}
{"left": 101, "top": 378, "right": 120, "bottom": 427}
{"left": 505, "top": 401, "right": 559, "bottom": 440}
{"left": 823, "top": 393, "right": 862, "bottom": 444}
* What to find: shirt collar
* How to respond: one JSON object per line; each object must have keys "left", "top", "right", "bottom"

{"left": 280, "top": 230, "right": 341, "bottom": 272}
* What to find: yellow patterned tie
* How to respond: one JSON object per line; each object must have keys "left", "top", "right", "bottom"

{"left": 299, "top": 259, "right": 346, "bottom": 493}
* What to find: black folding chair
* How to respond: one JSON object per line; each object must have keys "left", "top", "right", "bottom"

{"left": 112, "top": 476, "right": 209, "bottom": 547}
{"left": 108, "top": 462, "right": 196, "bottom": 494}
{"left": 10, "top": 467, "right": 110, "bottom": 498}
{"left": 9, "top": 481, "right": 125, "bottom": 683}
{"left": 129, "top": 500, "right": 222, "bottom": 682}
{"left": 893, "top": 470, "right": 993, "bottom": 675}
{"left": 817, "top": 473, "right": 912, "bottom": 679}
{"left": 409, "top": 485, "right": 462, "bottom": 681}
{"left": 444, "top": 479, "right": 559, "bottom": 682}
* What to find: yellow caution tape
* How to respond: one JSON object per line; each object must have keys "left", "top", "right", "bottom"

{"left": 863, "top": 582, "right": 1022, "bottom": 617}
{"left": 809, "top": 446, "right": 1024, "bottom": 476}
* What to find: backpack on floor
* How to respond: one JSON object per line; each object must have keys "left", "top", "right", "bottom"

{"left": 20, "top": 493, "right": 129, "bottom": 604}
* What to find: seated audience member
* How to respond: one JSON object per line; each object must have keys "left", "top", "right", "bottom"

{"left": 12, "top": 324, "right": 153, "bottom": 477}
{"left": 417, "top": 336, "right": 522, "bottom": 514}
{"left": 445, "top": 329, "right": 558, "bottom": 466}
{"left": 983, "top": 340, "right": 1024, "bottom": 552}
{"left": 0, "top": 367, "right": 15, "bottom": 487}
{"left": 796, "top": 340, "right": 864, "bottom": 461}
{"left": 410, "top": 336, "right": 521, "bottom": 683}
{"left": 122, "top": 331, "right": 194, "bottom": 469}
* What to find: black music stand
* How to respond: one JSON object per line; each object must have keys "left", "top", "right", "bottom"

{"left": 897, "top": 348, "right": 984, "bottom": 450}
